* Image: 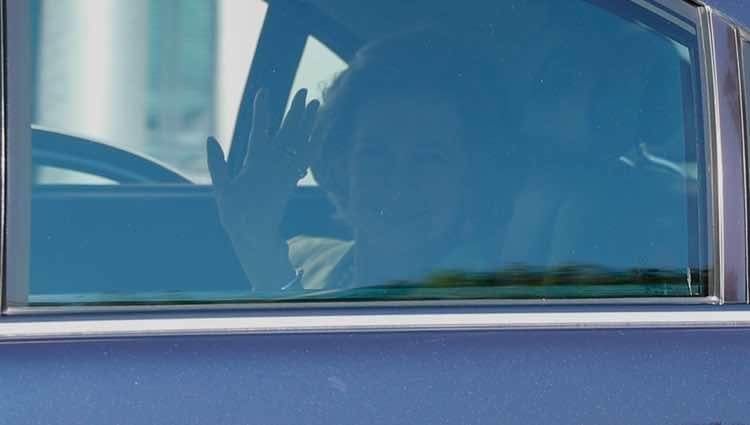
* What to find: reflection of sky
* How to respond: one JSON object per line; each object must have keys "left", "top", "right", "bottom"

{"left": 708, "top": 0, "right": 750, "bottom": 28}
{"left": 286, "top": 36, "right": 348, "bottom": 111}
{"left": 286, "top": 36, "right": 348, "bottom": 186}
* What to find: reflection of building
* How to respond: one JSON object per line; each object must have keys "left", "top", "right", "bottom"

{"left": 32, "top": 0, "right": 265, "bottom": 183}
{"left": 34, "top": 0, "right": 151, "bottom": 160}
{"left": 146, "top": 0, "right": 216, "bottom": 179}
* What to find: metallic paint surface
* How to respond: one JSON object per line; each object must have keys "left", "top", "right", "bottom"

{"left": 1, "top": 329, "right": 749, "bottom": 424}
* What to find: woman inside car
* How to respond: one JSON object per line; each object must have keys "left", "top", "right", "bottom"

{"left": 206, "top": 30, "right": 515, "bottom": 293}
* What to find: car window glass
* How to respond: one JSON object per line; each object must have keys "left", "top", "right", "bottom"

{"left": 15, "top": 0, "right": 710, "bottom": 307}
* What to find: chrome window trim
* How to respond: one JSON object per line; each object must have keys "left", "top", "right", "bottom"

{"left": 0, "top": 0, "right": 732, "bottom": 320}
{"left": 0, "top": 0, "right": 7, "bottom": 313}
{"left": 700, "top": 7, "right": 722, "bottom": 301}
{"left": 696, "top": 6, "right": 721, "bottom": 301}
{"left": 1, "top": 307, "right": 750, "bottom": 341}
{"left": 2, "top": 296, "right": 721, "bottom": 316}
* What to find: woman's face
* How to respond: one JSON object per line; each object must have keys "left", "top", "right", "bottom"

{"left": 347, "top": 93, "right": 467, "bottom": 254}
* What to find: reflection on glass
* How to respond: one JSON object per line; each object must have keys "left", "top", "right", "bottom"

{"left": 287, "top": 36, "right": 348, "bottom": 186}
{"left": 31, "top": 0, "right": 267, "bottom": 183}
{"left": 34, "top": 166, "right": 116, "bottom": 185}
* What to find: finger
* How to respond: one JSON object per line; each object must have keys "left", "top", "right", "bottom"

{"left": 230, "top": 89, "right": 270, "bottom": 173}
{"left": 207, "top": 136, "right": 230, "bottom": 188}
{"left": 300, "top": 99, "right": 322, "bottom": 159}
{"left": 251, "top": 88, "right": 272, "bottom": 141}
{"left": 298, "top": 99, "right": 320, "bottom": 153}
{"left": 279, "top": 88, "right": 308, "bottom": 138}
{"left": 302, "top": 98, "right": 320, "bottom": 137}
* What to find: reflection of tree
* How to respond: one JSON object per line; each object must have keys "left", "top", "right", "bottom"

{"left": 422, "top": 264, "right": 707, "bottom": 288}
{"left": 341, "top": 264, "right": 709, "bottom": 299}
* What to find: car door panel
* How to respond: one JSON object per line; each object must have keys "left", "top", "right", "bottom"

{"left": 1, "top": 328, "right": 748, "bottom": 424}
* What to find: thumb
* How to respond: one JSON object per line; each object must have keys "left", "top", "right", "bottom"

{"left": 207, "top": 137, "right": 230, "bottom": 187}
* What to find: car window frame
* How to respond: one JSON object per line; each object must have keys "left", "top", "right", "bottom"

{"left": 708, "top": 7, "right": 749, "bottom": 303}
{"left": 2, "top": 0, "right": 748, "bottom": 331}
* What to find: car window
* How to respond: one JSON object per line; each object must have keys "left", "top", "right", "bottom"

{"left": 11, "top": 0, "right": 710, "bottom": 307}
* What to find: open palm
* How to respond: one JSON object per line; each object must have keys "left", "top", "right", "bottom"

{"left": 206, "top": 88, "right": 320, "bottom": 290}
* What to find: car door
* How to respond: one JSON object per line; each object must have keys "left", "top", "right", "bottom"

{"left": 3, "top": 0, "right": 750, "bottom": 424}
